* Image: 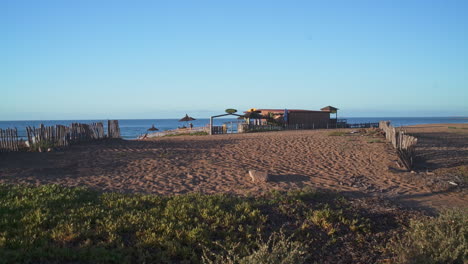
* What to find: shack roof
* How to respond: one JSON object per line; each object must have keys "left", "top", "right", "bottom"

{"left": 254, "top": 109, "right": 326, "bottom": 114}
{"left": 320, "top": 106, "right": 339, "bottom": 112}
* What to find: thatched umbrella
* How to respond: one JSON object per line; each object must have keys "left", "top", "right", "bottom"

{"left": 179, "top": 114, "right": 196, "bottom": 128}
{"left": 179, "top": 114, "right": 196, "bottom": 122}
{"left": 148, "top": 124, "right": 159, "bottom": 131}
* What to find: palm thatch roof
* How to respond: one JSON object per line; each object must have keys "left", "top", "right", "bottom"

{"left": 179, "top": 114, "right": 196, "bottom": 122}
{"left": 148, "top": 124, "right": 159, "bottom": 131}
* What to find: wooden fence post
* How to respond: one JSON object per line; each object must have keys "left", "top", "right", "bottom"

{"left": 108, "top": 120, "right": 121, "bottom": 139}
{"left": 0, "top": 128, "right": 19, "bottom": 152}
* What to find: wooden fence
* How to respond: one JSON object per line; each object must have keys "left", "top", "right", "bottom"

{"left": 379, "top": 121, "right": 418, "bottom": 170}
{"left": 0, "top": 120, "right": 119, "bottom": 153}
{"left": 211, "top": 126, "right": 226, "bottom": 135}
{"left": 108, "top": 120, "right": 121, "bottom": 138}
{"left": 69, "top": 123, "right": 106, "bottom": 143}
{"left": 26, "top": 124, "right": 69, "bottom": 149}
{"left": 0, "top": 128, "right": 20, "bottom": 152}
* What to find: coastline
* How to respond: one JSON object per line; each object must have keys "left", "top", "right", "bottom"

{"left": 2, "top": 117, "right": 468, "bottom": 140}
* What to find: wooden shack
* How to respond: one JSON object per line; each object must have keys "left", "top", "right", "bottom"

{"left": 244, "top": 106, "right": 339, "bottom": 129}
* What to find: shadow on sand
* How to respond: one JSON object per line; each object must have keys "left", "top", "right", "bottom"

{"left": 269, "top": 174, "right": 309, "bottom": 182}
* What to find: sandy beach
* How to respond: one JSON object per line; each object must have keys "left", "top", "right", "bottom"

{"left": 1, "top": 124, "right": 466, "bottom": 211}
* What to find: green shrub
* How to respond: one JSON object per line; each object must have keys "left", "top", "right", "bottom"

{"left": 30, "top": 140, "right": 56, "bottom": 152}
{"left": 203, "top": 231, "right": 309, "bottom": 264}
{"left": 0, "top": 184, "right": 417, "bottom": 263}
{"left": 0, "top": 185, "right": 265, "bottom": 263}
{"left": 390, "top": 209, "right": 467, "bottom": 264}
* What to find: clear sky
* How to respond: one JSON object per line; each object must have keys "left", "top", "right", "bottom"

{"left": 2, "top": 0, "right": 467, "bottom": 120}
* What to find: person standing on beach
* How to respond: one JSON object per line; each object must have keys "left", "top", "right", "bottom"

{"left": 189, "top": 123, "right": 193, "bottom": 130}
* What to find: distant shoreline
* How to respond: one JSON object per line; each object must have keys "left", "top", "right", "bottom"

{"left": 1, "top": 117, "right": 467, "bottom": 140}
{"left": 1, "top": 116, "right": 468, "bottom": 122}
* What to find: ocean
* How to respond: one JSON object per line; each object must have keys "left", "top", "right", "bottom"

{"left": 0, "top": 117, "right": 467, "bottom": 140}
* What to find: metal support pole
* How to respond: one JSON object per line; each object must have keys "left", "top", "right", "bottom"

{"left": 209, "top": 117, "right": 213, "bottom": 135}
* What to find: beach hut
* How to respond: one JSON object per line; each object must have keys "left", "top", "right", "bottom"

{"left": 209, "top": 109, "right": 244, "bottom": 135}
{"left": 243, "top": 106, "right": 339, "bottom": 129}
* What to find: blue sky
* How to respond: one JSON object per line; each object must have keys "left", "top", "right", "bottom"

{"left": 2, "top": 0, "right": 467, "bottom": 120}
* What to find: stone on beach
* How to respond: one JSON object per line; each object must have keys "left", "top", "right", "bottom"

{"left": 248, "top": 170, "right": 270, "bottom": 183}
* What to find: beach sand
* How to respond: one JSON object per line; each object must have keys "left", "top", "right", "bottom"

{"left": 1, "top": 125, "right": 466, "bottom": 211}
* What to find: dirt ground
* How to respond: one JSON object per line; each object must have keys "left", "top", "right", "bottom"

{"left": 1, "top": 124, "right": 466, "bottom": 212}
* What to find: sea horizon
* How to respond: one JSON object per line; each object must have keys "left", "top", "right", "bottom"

{"left": 1, "top": 115, "right": 468, "bottom": 122}
{"left": 1, "top": 116, "right": 467, "bottom": 140}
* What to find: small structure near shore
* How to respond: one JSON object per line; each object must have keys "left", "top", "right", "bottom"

{"left": 242, "top": 106, "right": 340, "bottom": 129}
{"left": 209, "top": 109, "right": 244, "bottom": 135}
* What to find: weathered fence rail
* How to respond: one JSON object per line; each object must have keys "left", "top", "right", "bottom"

{"left": 379, "top": 121, "right": 418, "bottom": 170}
{"left": 0, "top": 120, "right": 120, "bottom": 153}
{"left": 108, "top": 120, "right": 121, "bottom": 138}
{"left": 0, "top": 128, "right": 20, "bottom": 152}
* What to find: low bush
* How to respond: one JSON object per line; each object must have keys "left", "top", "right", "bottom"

{"left": 0, "top": 184, "right": 443, "bottom": 263}
{"left": 0, "top": 185, "right": 265, "bottom": 263}
{"left": 203, "top": 230, "right": 309, "bottom": 264}
{"left": 29, "top": 140, "right": 56, "bottom": 152}
{"left": 390, "top": 209, "right": 467, "bottom": 264}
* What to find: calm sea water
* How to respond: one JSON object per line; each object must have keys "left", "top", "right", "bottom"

{"left": 1, "top": 117, "right": 467, "bottom": 140}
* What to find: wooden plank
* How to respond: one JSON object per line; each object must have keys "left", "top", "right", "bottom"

{"left": 0, "top": 129, "right": 4, "bottom": 152}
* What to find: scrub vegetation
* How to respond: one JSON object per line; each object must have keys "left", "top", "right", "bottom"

{"left": 0, "top": 185, "right": 465, "bottom": 263}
